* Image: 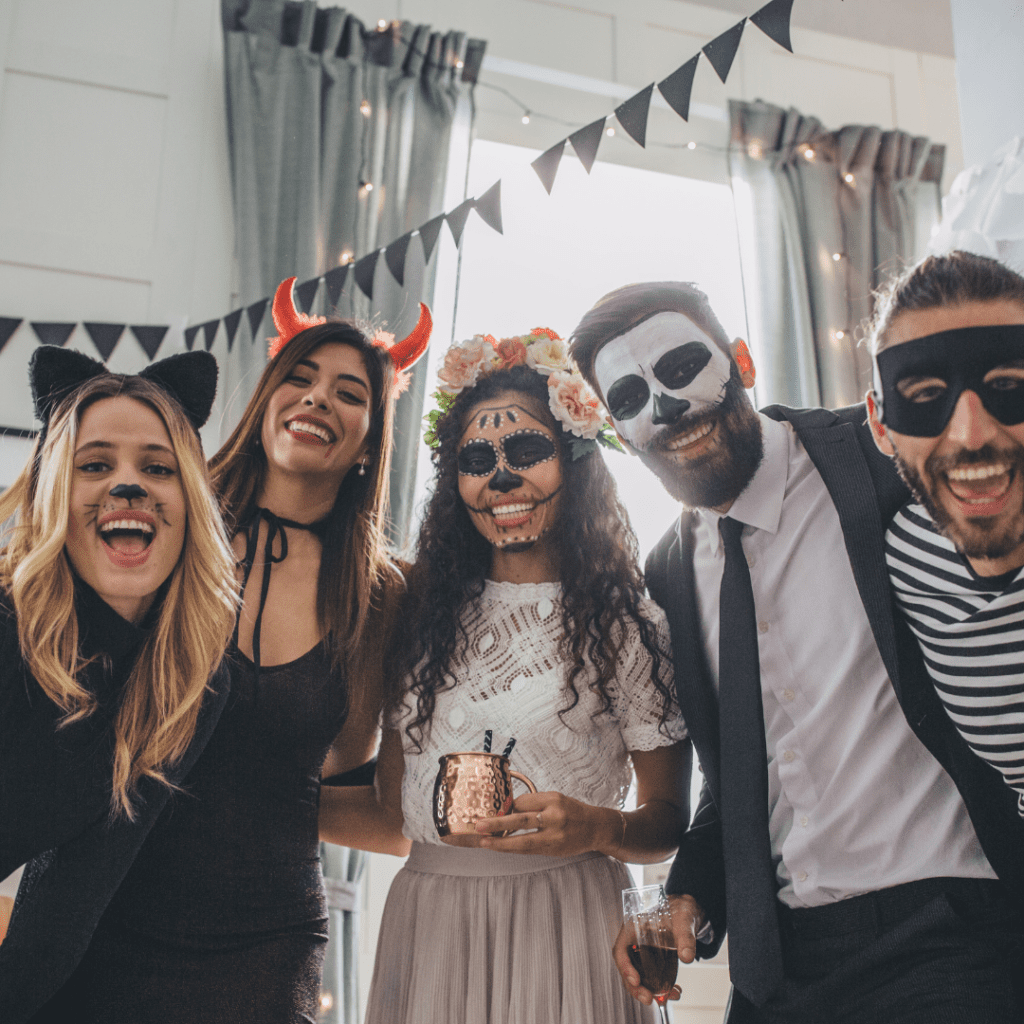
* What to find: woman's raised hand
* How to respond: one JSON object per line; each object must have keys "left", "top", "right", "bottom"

{"left": 473, "top": 791, "right": 620, "bottom": 858}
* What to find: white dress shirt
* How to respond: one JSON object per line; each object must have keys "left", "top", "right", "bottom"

{"left": 691, "top": 414, "right": 995, "bottom": 908}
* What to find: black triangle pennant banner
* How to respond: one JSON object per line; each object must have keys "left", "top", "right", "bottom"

{"left": 353, "top": 250, "right": 380, "bottom": 299}
{"left": 83, "top": 322, "right": 125, "bottom": 361}
{"left": 202, "top": 320, "right": 219, "bottom": 352}
{"left": 750, "top": 0, "right": 794, "bottom": 53}
{"left": 32, "top": 322, "right": 76, "bottom": 348}
{"left": 446, "top": 199, "right": 475, "bottom": 246}
{"left": 131, "top": 325, "right": 168, "bottom": 360}
{"left": 0, "top": 317, "right": 22, "bottom": 354}
{"left": 418, "top": 215, "right": 446, "bottom": 263}
{"left": 246, "top": 298, "right": 269, "bottom": 344}
{"left": 295, "top": 277, "right": 321, "bottom": 314}
{"left": 324, "top": 265, "right": 349, "bottom": 309}
{"left": 531, "top": 141, "right": 565, "bottom": 195}
{"left": 0, "top": 9, "right": 796, "bottom": 368}
{"left": 703, "top": 19, "right": 745, "bottom": 83}
{"left": 475, "top": 181, "right": 503, "bottom": 234}
{"left": 385, "top": 233, "right": 412, "bottom": 286}
{"left": 569, "top": 118, "right": 606, "bottom": 174}
{"left": 223, "top": 309, "right": 243, "bottom": 351}
{"left": 615, "top": 84, "right": 655, "bottom": 148}
{"left": 659, "top": 55, "right": 700, "bottom": 122}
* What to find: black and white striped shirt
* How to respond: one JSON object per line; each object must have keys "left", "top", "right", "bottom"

{"left": 886, "top": 504, "right": 1024, "bottom": 817}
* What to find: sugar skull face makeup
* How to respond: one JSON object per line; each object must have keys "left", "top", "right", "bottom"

{"left": 593, "top": 312, "right": 733, "bottom": 453}
{"left": 457, "top": 394, "right": 562, "bottom": 550}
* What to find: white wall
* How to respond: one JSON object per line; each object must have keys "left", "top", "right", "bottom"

{"left": 0, "top": 0, "right": 234, "bottom": 467}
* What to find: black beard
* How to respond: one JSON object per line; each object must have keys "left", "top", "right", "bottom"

{"left": 892, "top": 443, "right": 1024, "bottom": 562}
{"left": 636, "top": 371, "right": 764, "bottom": 510}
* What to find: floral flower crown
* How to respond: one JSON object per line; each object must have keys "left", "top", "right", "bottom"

{"left": 423, "top": 327, "right": 623, "bottom": 459}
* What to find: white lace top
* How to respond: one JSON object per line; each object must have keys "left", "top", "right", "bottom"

{"left": 394, "top": 580, "right": 686, "bottom": 845}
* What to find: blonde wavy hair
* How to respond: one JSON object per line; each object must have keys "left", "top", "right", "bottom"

{"left": 0, "top": 375, "right": 238, "bottom": 818}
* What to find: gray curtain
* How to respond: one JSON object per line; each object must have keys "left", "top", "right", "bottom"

{"left": 318, "top": 842, "right": 367, "bottom": 1024}
{"left": 221, "top": 0, "right": 479, "bottom": 538}
{"left": 728, "top": 99, "right": 945, "bottom": 409}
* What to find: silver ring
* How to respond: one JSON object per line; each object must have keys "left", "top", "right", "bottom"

{"left": 536, "top": 812, "right": 544, "bottom": 827}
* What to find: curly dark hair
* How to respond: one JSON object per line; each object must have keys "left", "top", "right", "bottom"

{"left": 397, "top": 364, "right": 674, "bottom": 750}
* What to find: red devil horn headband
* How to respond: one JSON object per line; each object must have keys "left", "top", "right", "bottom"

{"left": 268, "top": 276, "right": 432, "bottom": 396}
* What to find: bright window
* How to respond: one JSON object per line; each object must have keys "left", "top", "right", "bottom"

{"left": 417, "top": 139, "right": 746, "bottom": 561}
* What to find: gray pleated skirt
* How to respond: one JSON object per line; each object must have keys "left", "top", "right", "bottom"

{"left": 364, "top": 842, "right": 656, "bottom": 1024}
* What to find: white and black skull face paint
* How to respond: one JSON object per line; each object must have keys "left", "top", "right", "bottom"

{"left": 457, "top": 396, "right": 562, "bottom": 550}
{"left": 593, "top": 312, "right": 733, "bottom": 452}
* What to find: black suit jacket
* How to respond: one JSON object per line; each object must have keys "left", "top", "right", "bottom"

{"left": 645, "top": 403, "right": 1024, "bottom": 960}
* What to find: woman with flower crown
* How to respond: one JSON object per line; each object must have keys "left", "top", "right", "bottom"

{"left": 322, "top": 328, "right": 689, "bottom": 1024}
{"left": 40, "top": 281, "right": 431, "bottom": 1024}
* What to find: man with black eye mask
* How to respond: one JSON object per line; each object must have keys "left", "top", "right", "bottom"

{"left": 570, "top": 277, "right": 1024, "bottom": 1024}
{"left": 867, "top": 251, "right": 1024, "bottom": 848}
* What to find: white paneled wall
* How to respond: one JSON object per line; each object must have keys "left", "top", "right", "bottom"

{"left": 0, "top": 0, "right": 233, "bottom": 465}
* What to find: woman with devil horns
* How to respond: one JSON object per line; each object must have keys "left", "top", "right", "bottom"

{"left": 29, "top": 281, "right": 431, "bottom": 1023}
{"left": 0, "top": 349, "right": 237, "bottom": 1022}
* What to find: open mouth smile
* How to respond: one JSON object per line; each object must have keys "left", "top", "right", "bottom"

{"left": 943, "top": 461, "right": 1015, "bottom": 517}
{"left": 658, "top": 417, "right": 716, "bottom": 455}
{"left": 98, "top": 509, "right": 156, "bottom": 568}
{"left": 489, "top": 501, "right": 537, "bottom": 529}
{"left": 286, "top": 416, "right": 337, "bottom": 446}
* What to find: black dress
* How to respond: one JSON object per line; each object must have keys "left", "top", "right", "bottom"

{"left": 58, "top": 513, "right": 350, "bottom": 1023}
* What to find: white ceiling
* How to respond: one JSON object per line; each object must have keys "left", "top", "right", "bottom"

{"left": 690, "top": 0, "right": 955, "bottom": 57}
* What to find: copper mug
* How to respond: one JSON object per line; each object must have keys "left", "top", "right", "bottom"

{"left": 433, "top": 751, "right": 537, "bottom": 846}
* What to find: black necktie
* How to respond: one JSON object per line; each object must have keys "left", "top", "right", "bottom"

{"left": 718, "top": 516, "right": 784, "bottom": 1006}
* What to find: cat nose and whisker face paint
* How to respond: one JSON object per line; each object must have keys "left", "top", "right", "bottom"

{"left": 110, "top": 482, "right": 149, "bottom": 504}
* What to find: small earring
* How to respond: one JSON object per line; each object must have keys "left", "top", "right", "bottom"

{"left": 358, "top": 460, "right": 366, "bottom": 476}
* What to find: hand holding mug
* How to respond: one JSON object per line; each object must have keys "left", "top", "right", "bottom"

{"left": 475, "top": 791, "right": 619, "bottom": 857}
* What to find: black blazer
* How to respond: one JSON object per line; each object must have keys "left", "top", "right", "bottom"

{"left": 645, "top": 403, "right": 1024, "bottom": 958}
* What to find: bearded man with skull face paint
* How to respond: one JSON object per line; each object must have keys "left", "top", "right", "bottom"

{"left": 570, "top": 280, "right": 1024, "bottom": 1024}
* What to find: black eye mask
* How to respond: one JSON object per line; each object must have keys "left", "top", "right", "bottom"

{"left": 875, "top": 325, "right": 1024, "bottom": 437}
{"left": 457, "top": 430, "right": 558, "bottom": 476}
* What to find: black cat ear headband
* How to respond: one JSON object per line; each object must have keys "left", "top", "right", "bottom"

{"left": 29, "top": 347, "right": 218, "bottom": 437}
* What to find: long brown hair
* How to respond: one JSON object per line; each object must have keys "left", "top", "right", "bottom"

{"left": 209, "top": 321, "right": 404, "bottom": 679}
{"left": 0, "top": 375, "right": 238, "bottom": 818}
{"left": 398, "top": 365, "right": 674, "bottom": 750}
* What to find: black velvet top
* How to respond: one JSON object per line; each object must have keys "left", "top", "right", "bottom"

{"left": 0, "top": 581, "right": 231, "bottom": 1023}
{"left": 0, "top": 581, "right": 153, "bottom": 873}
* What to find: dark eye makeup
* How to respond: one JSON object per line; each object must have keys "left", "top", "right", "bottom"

{"left": 502, "top": 432, "right": 556, "bottom": 469}
{"left": 458, "top": 440, "right": 498, "bottom": 476}
{"left": 457, "top": 430, "right": 558, "bottom": 476}
{"left": 653, "top": 341, "right": 713, "bottom": 391}
{"left": 607, "top": 374, "right": 650, "bottom": 421}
